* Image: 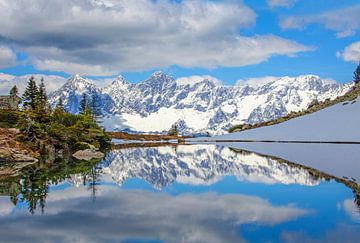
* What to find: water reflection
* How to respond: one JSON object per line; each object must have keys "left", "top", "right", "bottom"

{"left": 0, "top": 144, "right": 359, "bottom": 242}
{"left": 0, "top": 157, "right": 101, "bottom": 214}
{"left": 0, "top": 185, "right": 309, "bottom": 243}
{"left": 100, "top": 144, "right": 320, "bottom": 189}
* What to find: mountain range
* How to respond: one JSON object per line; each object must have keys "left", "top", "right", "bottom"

{"left": 0, "top": 72, "right": 353, "bottom": 134}
{"left": 69, "top": 145, "right": 320, "bottom": 189}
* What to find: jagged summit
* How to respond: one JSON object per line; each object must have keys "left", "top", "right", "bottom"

{"left": 47, "top": 72, "right": 353, "bottom": 134}
{"left": 110, "top": 75, "right": 128, "bottom": 86}
{"left": 151, "top": 70, "right": 167, "bottom": 78}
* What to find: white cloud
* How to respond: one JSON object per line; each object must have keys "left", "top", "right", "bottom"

{"left": 336, "top": 41, "right": 360, "bottom": 63}
{"left": 280, "top": 4, "right": 360, "bottom": 38}
{"left": 34, "top": 59, "right": 116, "bottom": 76}
{"left": 267, "top": 0, "right": 297, "bottom": 8}
{"left": 0, "top": 46, "right": 16, "bottom": 68}
{"left": 0, "top": 73, "right": 67, "bottom": 95}
{"left": 342, "top": 199, "right": 360, "bottom": 222}
{"left": 0, "top": 0, "right": 310, "bottom": 76}
{"left": 0, "top": 197, "right": 14, "bottom": 216}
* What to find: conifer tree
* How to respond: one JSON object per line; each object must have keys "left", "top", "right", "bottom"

{"left": 354, "top": 62, "right": 360, "bottom": 84}
{"left": 10, "top": 85, "right": 18, "bottom": 97}
{"left": 55, "top": 97, "right": 65, "bottom": 113}
{"left": 168, "top": 123, "right": 178, "bottom": 136}
{"left": 79, "top": 93, "right": 88, "bottom": 114}
{"left": 22, "top": 76, "right": 39, "bottom": 110}
{"left": 38, "top": 78, "right": 48, "bottom": 105}
{"left": 90, "top": 93, "right": 102, "bottom": 117}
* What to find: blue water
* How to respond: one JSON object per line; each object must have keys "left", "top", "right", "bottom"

{"left": 0, "top": 144, "right": 359, "bottom": 242}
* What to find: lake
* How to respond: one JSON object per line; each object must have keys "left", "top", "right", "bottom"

{"left": 0, "top": 144, "right": 359, "bottom": 242}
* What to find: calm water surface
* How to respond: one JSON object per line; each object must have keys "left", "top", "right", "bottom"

{"left": 0, "top": 144, "right": 359, "bottom": 242}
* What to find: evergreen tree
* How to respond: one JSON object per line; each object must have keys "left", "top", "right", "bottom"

{"left": 90, "top": 93, "right": 102, "bottom": 117}
{"left": 79, "top": 93, "right": 88, "bottom": 114}
{"left": 54, "top": 97, "right": 65, "bottom": 113}
{"left": 22, "top": 76, "right": 39, "bottom": 110}
{"left": 354, "top": 62, "right": 360, "bottom": 84}
{"left": 10, "top": 85, "right": 18, "bottom": 97}
{"left": 38, "top": 78, "right": 48, "bottom": 105}
{"left": 168, "top": 123, "right": 178, "bottom": 136}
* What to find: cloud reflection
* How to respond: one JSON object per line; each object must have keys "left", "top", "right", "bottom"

{"left": 0, "top": 185, "right": 307, "bottom": 243}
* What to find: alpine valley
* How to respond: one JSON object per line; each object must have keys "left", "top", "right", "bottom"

{"left": 2, "top": 71, "right": 352, "bottom": 135}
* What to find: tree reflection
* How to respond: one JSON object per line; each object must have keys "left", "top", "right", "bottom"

{"left": 0, "top": 157, "right": 102, "bottom": 214}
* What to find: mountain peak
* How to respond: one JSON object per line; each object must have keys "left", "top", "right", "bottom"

{"left": 151, "top": 71, "right": 167, "bottom": 78}
{"left": 68, "top": 74, "right": 86, "bottom": 83}
{"left": 60, "top": 74, "right": 96, "bottom": 94}
{"left": 110, "top": 75, "right": 128, "bottom": 86}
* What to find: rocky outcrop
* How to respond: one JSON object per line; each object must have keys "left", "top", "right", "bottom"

{"left": 72, "top": 144, "right": 104, "bottom": 161}
{"left": 0, "top": 128, "right": 38, "bottom": 163}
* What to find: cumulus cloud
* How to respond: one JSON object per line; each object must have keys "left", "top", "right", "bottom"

{"left": 280, "top": 4, "right": 360, "bottom": 38}
{"left": 267, "top": 0, "right": 297, "bottom": 8}
{"left": 0, "top": 73, "right": 67, "bottom": 95}
{"left": 336, "top": 41, "right": 360, "bottom": 63}
{"left": 0, "top": 0, "right": 310, "bottom": 76}
{"left": 0, "top": 185, "right": 307, "bottom": 242}
{"left": 0, "top": 46, "right": 16, "bottom": 68}
{"left": 341, "top": 199, "right": 360, "bottom": 222}
{"left": 0, "top": 197, "right": 14, "bottom": 216}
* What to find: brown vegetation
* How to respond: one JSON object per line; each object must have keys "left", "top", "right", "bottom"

{"left": 0, "top": 128, "right": 38, "bottom": 162}
{"left": 108, "top": 131, "right": 190, "bottom": 142}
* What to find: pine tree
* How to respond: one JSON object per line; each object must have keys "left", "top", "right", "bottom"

{"left": 354, "top": 62, "right": 360, "bottom": 84}
{"left": 55, "top": 97, "right": 65, "bottom": 113}
{"left": 38, "top": 78, "right": 48, "bottom": 105}
{"left": 79, "top": 93, "right": 88, "bottom": 114}
{"left": 168, "top": 123, "right": 178, "bottom": 136}
{"left": 10, "top": 85, "right": 18, "bottom": 97}
{"left": 22, "top": 76, "right": 39, "bottom": 110}
{"left": 90, "top": 93, "right": 102, "bottom": 117}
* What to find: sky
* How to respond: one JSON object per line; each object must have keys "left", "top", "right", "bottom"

{"left": 0, "top": 0, "right": 359, "bottom": 85}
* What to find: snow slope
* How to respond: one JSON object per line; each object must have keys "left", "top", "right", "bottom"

{"left": 210, "top": 97, "right": 360, "bottom": 142}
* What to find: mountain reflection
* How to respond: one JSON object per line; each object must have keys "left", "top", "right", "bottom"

{"left": 97, "top": 144, "right": 320, "bottom": 189}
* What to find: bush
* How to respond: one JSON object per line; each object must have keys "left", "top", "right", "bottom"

{"left": 0, "top": 110, "right": 21, "bottom": 128}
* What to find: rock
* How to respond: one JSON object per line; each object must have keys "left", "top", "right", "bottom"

{"left": 0, "top": 148, "right": 38, "bottom": 163}
{"left": 72, "top": 149, "right": 104, "bottom": 161}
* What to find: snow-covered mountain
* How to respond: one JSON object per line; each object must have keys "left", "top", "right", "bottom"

{"left": 69, "top": 145, "right": 320, "bottom": 189}
{"left": 47, "top": 72, "right": 352, "bottom": 134}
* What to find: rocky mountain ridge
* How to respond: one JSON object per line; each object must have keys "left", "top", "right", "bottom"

{"left": 47, "top": 71, "right": 352, "bottom": 134}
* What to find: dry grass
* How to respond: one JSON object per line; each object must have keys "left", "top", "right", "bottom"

{"left": 107, "top": 131, "right": 189, "bottom": 142}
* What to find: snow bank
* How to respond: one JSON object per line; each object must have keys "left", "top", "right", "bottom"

{"left": 211, "top": 97, "right": 360, "bottom": 142}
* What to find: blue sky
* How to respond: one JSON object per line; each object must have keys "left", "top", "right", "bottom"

{"left": 0, "top": 0, "right": 359, "bottom": 84}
